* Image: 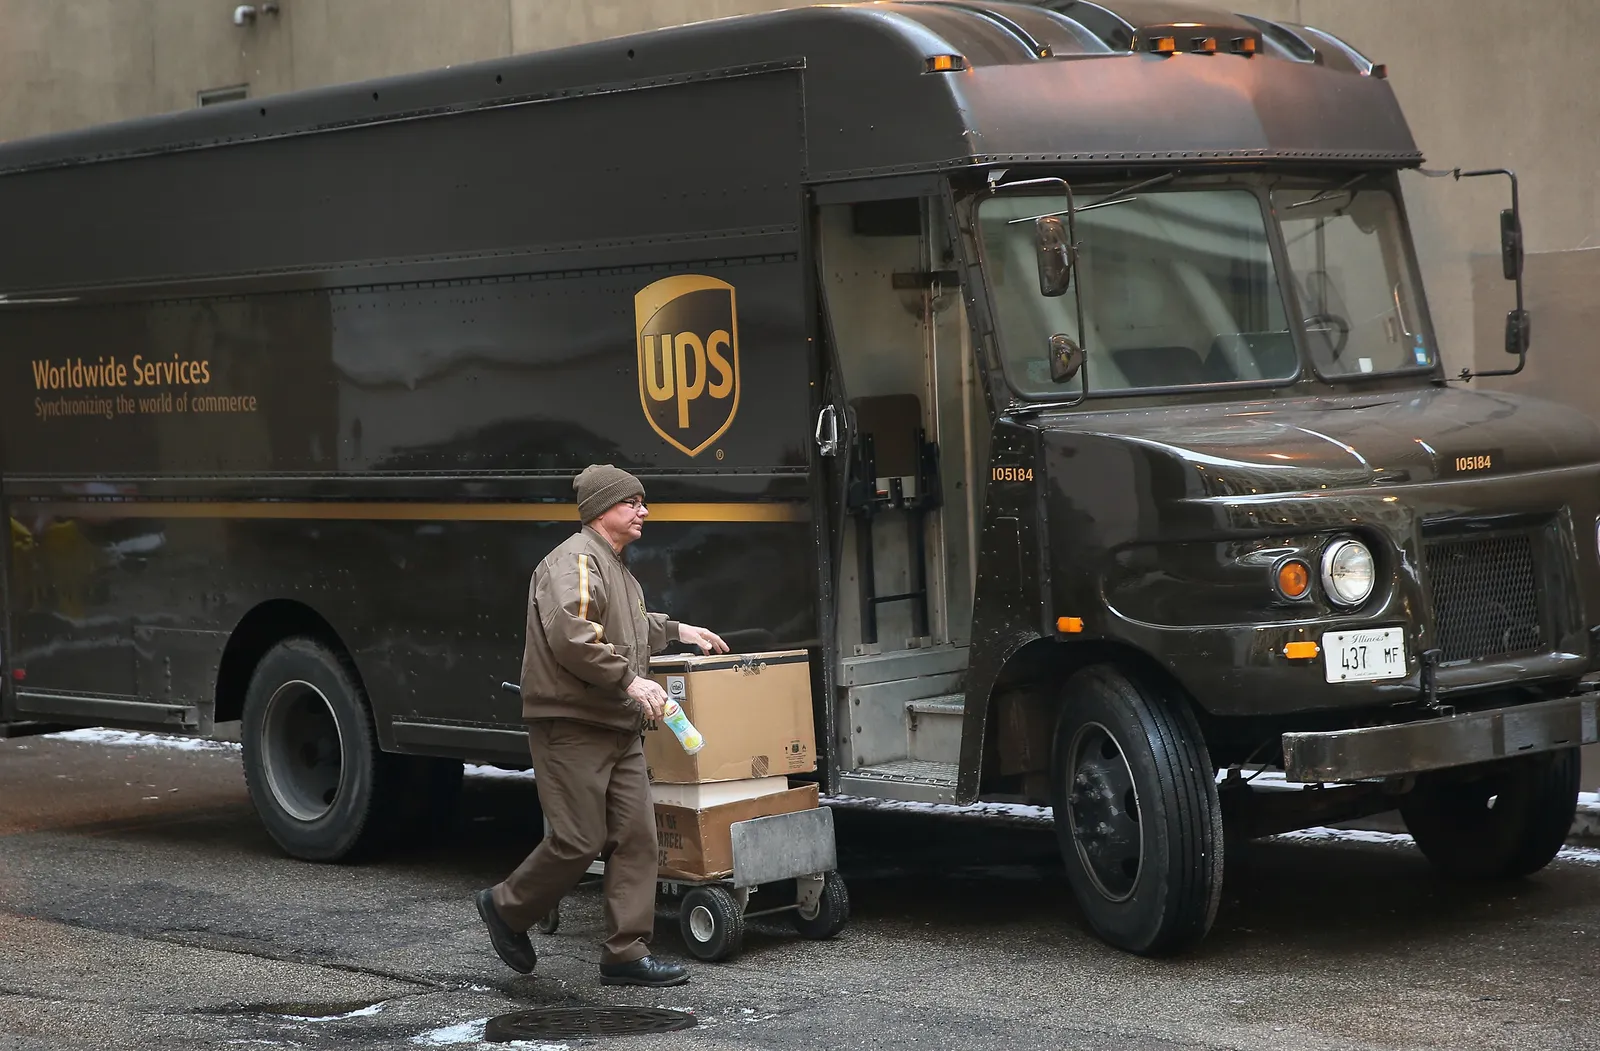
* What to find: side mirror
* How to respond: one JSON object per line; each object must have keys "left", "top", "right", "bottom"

{"left": 1505, "top": 308, "right": 1531, "bottom": 356}
{"left": 1035, "top": 215, "right": 1073, "bottom": 297}
{"left": 1048, "top": 333, "right": 1084, "bottom": 383}
{"left": 1499, "top": 208, "right": 1524, "bottom": 281}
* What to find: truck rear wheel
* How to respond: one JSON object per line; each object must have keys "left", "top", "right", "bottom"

{"left": 1399, "top": 748, "right": 1578, "bottom": 880}
{"left": 241, "top": 637, "right": 400, "bottom": 862}
{"left": 1049, "top": 665, "right": 1223, "bottom": 956}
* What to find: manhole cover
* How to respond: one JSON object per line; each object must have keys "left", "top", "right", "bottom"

{"left": 485, "top": 1007, "right": 697, "bottom": 1041}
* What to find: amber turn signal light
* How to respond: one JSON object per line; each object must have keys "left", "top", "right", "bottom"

{"left": 924, "top": 54, "right": 969, "bottom": 73}
{"left": 1284, "top": 641, "right": 1320, "bottom": 660}
{"left": 1057, "top": 616, "right": 1084, "bottom": 634}
{"left": 1276, "top": 559, "right": 1311, "bottom": 600}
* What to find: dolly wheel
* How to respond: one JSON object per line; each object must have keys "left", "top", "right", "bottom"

{"left": 679, "top": 886, "right": 745, "bottom": 962}
{"left": 792, "top": 872, "right": 850, "bottom": 940}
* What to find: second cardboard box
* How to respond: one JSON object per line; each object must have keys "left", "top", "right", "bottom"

{"left": 644, "top": 649, "right": 816, "bottom": 784}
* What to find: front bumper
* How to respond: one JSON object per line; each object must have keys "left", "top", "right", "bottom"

{"left": 1282, "top": 694, "right": 1599, "bottom": 783}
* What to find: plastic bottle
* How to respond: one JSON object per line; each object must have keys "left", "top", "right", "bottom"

{"left": 660, "top": 698, "right": 704, "bottom": 755}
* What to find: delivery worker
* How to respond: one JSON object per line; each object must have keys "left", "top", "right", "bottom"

{"left": 475, "top": 463, "right": 727, "bottom": 987}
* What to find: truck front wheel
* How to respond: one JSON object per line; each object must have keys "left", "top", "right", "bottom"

{"left": 1049, "top": 665, "right": 1224, "bottom": 956}
{"left": 1399, "top": 748, "right": 1579, "bottom": 880}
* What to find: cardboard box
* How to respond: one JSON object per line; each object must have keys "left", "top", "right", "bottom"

{"left": 644, "top": 649, "right": 816, "bottom": 784}
{"left": 654, "top": 783, "right": 820, "bottom": 880}
{"left": 650, "top": 775, "right": 792, "bottom": 809}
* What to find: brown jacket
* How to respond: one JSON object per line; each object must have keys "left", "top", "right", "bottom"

{"left": 519, "top": 525, "right": 679, "bottom": 731}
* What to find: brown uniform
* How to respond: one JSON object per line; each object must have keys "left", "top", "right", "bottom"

{"left": 491, "top": 525, "right": 679, "bottom": 965}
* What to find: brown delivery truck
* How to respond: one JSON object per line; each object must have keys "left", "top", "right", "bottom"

{"left": 1, "top": 0, "right": 1594, "bottom": 955}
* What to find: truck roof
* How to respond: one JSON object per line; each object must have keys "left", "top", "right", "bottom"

{"left": 0, "top": 0, "right": 1420, "bottom": 180}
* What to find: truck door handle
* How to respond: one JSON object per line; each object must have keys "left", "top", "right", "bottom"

{"left": 814, "top": 404, "right": 839, "bottom": 457}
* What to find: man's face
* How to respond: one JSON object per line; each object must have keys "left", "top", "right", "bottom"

{"left": 595, "top": 496, "right": 648, "bottom": 547}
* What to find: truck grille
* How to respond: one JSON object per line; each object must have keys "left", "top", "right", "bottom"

{"left": 1424, "top": 532, "right": 1544, "bottom": 663}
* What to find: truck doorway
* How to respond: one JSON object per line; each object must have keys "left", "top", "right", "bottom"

{"left": 815, "top": 194, "right": 988, "bottom": 802}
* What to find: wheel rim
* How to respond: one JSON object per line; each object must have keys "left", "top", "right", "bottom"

{"left": 688, "top": 904, "right": 716, "bottom": 943}
{"left": 1065, "top": 721, "right": 1143, "bottom": 902}
{"left": 261, "top": 679, "right": 346, "bottom": 823}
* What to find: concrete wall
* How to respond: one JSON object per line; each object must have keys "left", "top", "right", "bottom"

{"left": 0, "top": 0, "right": 800, "bottom": 143}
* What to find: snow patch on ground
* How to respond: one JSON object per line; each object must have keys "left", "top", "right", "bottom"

{"left": 410, "top": 1018, "right": 567, "bottom": 1050}
{"left": 463, "top": 764, "right": 536, "bottom": 782}
{"left": 1272, "top": 825, "right": 1600, "bottom": 866}
{"left": 278, "top": 1002, "right": 387, "bottom": 1022}
{"left": 49, "top": 727, "right": 240, "bottom": 752}
{"left": 411, "top": 1019, "right": 489, "bottom": 1046}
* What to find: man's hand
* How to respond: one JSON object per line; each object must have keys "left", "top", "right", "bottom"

{"left": 625, "top": 676, "right": 669, "bottom": 720}
{"left": 677, "top": 623, "right": 729, "bottom": 655}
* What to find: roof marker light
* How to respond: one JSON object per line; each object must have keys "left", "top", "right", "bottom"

{"left": 1191, "top": 37, "right": 1217, "bottom": 53}
{"left": 1231, "top": 36, "right": 1258, "bottom": 55}
{"left": 924, "top": 54, "right": 969, "bottom": 73}
{"left": 1148, "top": 36, "right": 1177, "bottom": 55}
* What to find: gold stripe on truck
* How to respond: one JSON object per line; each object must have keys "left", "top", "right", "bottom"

{"left": 20, "top": 501, "right": 808, "bottom": 524}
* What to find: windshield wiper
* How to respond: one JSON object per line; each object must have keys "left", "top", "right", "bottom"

{"left": 1286, "top": 172, "right": 1374, "bottom": 210}
{"left": 1005, "top": 171, "right": 1179, "bottom": 224}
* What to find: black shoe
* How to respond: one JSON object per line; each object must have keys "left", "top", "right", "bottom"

{"left": 474, "top": 889, "right": 536, "bottom": 974}
{"left": 599, "top": 955, "right": 689, "bottom": 987}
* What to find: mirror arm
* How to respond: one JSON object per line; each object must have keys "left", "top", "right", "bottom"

{"left": 983, "top": 175, "right": 1090, "bottom": 406}
{"left": 1439, "top": 167, "right": 1529, "bottom": 382}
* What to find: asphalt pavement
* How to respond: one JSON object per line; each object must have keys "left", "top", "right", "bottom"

{"left": 2, "top": 729, "right": 1599, "bottom": 1051}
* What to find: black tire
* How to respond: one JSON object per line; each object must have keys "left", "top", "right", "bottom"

{"left": 535, "top": 904, "right": 560, "bottom": 935}
{"left": 791, "top": 872, "right": 850, "bottom": 940}
{"left": 678, "top": 886, "right": 745, "bottom": 962}
{"left": 240, "top": 636, "right": 401, "bottom": 862}
{"left": 1399, "top": 748, "right": 1579, "bottom": 881}
{"left": 1049, "top": 664, "right": 1223, "bottom": 956}
{"left": 391, "top": 755, "right": 464, "bottom": 845}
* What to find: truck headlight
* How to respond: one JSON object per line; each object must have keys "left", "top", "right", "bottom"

{"left": 1321, "top": 538, "right": 1375, "bottom": 607}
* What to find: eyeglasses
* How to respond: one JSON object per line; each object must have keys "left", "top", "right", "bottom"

{"left": 621, "top": 498, "right": 648, "bottom": 511}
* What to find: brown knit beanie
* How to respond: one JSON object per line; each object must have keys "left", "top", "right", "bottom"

{"left": 574, "top": 464, "right": 645, "bottom": 523}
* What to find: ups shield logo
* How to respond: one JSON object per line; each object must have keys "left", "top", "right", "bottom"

{"left": 635, "top": 275, "right": 740, "bottom": 457}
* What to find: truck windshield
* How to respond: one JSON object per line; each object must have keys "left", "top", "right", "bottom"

{"left": 1272, "top": 184, "right": 1434, "bottom": 378}
{"left": 977, "top": 178, "right": 1436, "bottom": 397}
{"left": 979, "top": 189, "right": 1295, "bottom": 395}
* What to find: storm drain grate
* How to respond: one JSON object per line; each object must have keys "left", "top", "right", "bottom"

{"left": 485, "top": 1006, "right": 697, "bottom": 1041}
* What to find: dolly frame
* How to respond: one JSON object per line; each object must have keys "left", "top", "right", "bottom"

{"left": 538, "top": 805, "right": 849, "bottom": 962}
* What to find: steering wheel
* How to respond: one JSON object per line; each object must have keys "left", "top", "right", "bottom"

{"left": 1303, "top": 313, "right": 1351, "bottom": 360}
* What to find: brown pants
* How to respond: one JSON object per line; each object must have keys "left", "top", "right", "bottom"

{"left": 491, "top": 718, "right": 657, "bottom": 965}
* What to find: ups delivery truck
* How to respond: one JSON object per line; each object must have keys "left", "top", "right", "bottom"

{"left": 2, "top": 0, "right": 1596, "bottom": 956}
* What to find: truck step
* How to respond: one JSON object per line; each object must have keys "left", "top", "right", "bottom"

{"left": 836, "top": 760, "right": 959, "bottom": 804}
{"left": 848, "top": 759, "right": 957, "bottom": 784}
{"left": 840, "top": 645, "right": 968, "bottom": 687}
{"left": 904, "top": 696, "right": 963, "bottom": 765}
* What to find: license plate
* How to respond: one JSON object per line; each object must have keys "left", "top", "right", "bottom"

{"left": 1323, "top": 627, "right": 1408, "bottom": 683}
